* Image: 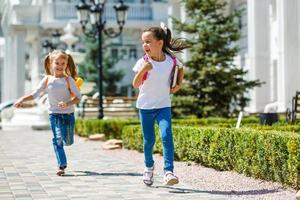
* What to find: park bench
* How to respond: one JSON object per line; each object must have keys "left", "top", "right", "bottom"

{"left": 286, "top": 91, "right": 300, "bottom": 123}
{"left": 77, "top": 96, "right": 138, "bottom": 119}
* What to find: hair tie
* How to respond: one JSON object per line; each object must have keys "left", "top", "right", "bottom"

{"left": 160, "top": 22, "right": 168, "bottom": 34}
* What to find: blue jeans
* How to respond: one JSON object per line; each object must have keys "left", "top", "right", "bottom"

{"left": 139, "top": 107, "right": 174, "bottom": 172}
{"left": 49, "top": 113, "right": 75, "bottom": 168}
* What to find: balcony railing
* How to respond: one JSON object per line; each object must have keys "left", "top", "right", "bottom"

{"left": 52, "top": 2, "right": 152, "bottom": 21}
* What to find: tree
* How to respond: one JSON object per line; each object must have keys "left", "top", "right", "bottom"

{"left": 102, "top": 55, "right": 124, "bottom": 96}
{"left": 172, "top": 0, "right": 262, "bottom": 118}
{"left": 77, "top": 35, "right": 124, "bottom": 96}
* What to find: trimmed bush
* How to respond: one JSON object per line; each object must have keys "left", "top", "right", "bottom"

{"left": 122, "top": 125, "right": 300, "bottom": 188}
{"left": 75, "top": 117, "right": 300, "bottom": 188}
{"left": 172, "top": 116, "right": 259, "bottom": 127}
{"left": 75, "top": 118, "right": 139, "bottom": 139}
{"left": 75, "top": 116, "right": 262, "bottom": 139}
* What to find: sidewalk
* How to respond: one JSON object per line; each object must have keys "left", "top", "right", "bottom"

{"left": 0, "top": 129, "right": 228, "bottom": 200}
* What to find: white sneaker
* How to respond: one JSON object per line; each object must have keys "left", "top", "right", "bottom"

{"left": 143, "top": 166, "right": 154, "bottom": 186}
{"left": 164, "top": 171, "right": 179, "bottom": 186}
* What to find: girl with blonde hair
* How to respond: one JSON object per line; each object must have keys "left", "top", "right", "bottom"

{"left": 15, "top": 50, "right": 81, "bottom": 176}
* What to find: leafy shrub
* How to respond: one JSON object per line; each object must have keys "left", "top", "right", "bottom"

{"left": 122, "top": 125, "right": 300, "bottom": 188}
{"left": 75, "top": 118, "right": 139, "bottom": 139}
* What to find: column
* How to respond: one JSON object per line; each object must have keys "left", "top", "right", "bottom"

{"left": 25, "top": 29, "right": 42, "bottom": 91}
{"left": 168, "top": 0, "right": 189, "bottom": 61}
{"left": 2, "top": 31, "right": 26, "bottom": 102}
{"left": 247, "top": 0, "right": 271, "bottom": 112}
{"left": 277, "top": 0, "right": 300, "bottom": 110}
{"left": 167, "top": 0, "right": 181, "bottom": 31}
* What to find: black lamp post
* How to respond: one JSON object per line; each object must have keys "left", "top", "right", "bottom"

{"left": 42, "top": 30, "right": 62, "bottom": 54}
{"left": 76, "top": 0, "right": 128, "bottom": 119}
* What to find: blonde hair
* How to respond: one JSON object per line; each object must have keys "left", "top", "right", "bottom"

{"left": 43, "top": 50, "right": 78, "bottom": 79}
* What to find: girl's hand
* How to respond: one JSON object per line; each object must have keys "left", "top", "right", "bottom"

{"left": 170, "top": 84, "right": 181, "bottom": 94}
{"left": 14, "top": 99, "right": 24, "bottom": 108}
{"left": 141, "top": 61, "right": 153, "bottom": 72}
{"left": 58, "top": 101, "right": 68, "bottom": 109}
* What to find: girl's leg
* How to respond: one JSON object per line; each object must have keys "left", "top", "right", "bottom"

{"left": 156, "top": 107, "right": 174, "bottom": 172}
{"left": 139, "top": 109, "right": 156, "bottom": 168}
{"left": 63, "top": 113, "right": 75, "bottom": 146}
{"left": 49, "top": 114, "right": 67, "bottom": 168}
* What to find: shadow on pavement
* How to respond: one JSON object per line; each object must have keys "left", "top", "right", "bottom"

{"left": 63, "top": 170, "right": 142, "bottom": 177}
{"left": 155, "top": 185, "right": 280, "bottom": 196}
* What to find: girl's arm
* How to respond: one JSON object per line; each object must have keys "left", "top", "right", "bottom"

{"left": 67, "top": 97, "right": 81, "bottom": 106}
{"left": 15, "top": 77, "right": 48, "bottom": 108}
{"left": 14, "top": 94, "right": 34, "bottom": 108}
{"left": 132, "top": 62, "right": 152, "bottom": 88}
{"left": 58, "top": 77, "right": 81, "bottom": 109}
{"left": 170, "top": 68, "right": 184, "bottom": 94}
{"left": 58, "top": 97, "right": 81, "bottom": 109}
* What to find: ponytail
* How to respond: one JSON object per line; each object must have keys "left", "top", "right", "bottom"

{"left": 66, "top": 54, "right": 78, "bottom": 80}
{"left": 164, "top": 27, "right": 191, "bottom": 53}
{"left": 44, "top": 55, "right": 51, "bottom": 75}
{"left": 143, "top": 24, "right": 191, "bottom": 55}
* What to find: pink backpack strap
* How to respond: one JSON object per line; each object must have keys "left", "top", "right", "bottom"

{"left": 171, "top": 55, "right": 177, "bottom": 69}
{"left": 143, "top": 54, "right": 149, "bottom": 62}
{"left": 142, "top": 54, "right": 149, "bottom": 84}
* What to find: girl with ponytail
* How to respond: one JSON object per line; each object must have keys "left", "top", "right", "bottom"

{"left": 14, "top": 50, "right": 81, "bottom": 176}
{"left": 132, "top": 22, "right": 190, "bottom": 186}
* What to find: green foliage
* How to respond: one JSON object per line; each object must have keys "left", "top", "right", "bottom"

{"left": 77, "top": 35, "right": 98, "bottom": 84}
{"left": 122, "top": 125, "right": 144, "bottom": 152}
{"left": 75, "top": 117, "right": 300, "bottom": 187}
{"left": 103, "top": 57, "right": 124, "bottom": 96}
{"left": 123, "top": 125, "right": 300, "bottom": 188}
{"left": 77, "top": 35, "right": 124, "bottom": 96}
{"left": 172, "top": 0, "right": 262, "bottom": 117}
{"left": 75, "top": 118, "right": 139, "bottom": 139}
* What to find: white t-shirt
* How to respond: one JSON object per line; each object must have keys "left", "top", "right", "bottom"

{"left": 31, "top": 76, "right": 81, "bottom": 114}
{"left": 132, "top": 54, "right": 182, "bottom": 109}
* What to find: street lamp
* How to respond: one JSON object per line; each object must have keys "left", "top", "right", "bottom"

{"left": 76, "top": 0, "right": 129, "bottom": 119}
{"left": 42, "top": 30, "right": 62, "bottom": 54}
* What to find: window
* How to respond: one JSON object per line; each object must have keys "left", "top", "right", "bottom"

{"left": 111, "top": 48, "right": 119, "bottom": 60}
{"left": 129, "top": 48, "right": 137, "bottom": 60}
{"left": 121, "top": 49, "right": 127, "bottom": 59}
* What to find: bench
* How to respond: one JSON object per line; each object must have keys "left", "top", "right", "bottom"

{"left": 286, "top": 91, "right": 300, "bottom": 123}
{"left": 77, "top": 96, "right": 138, "bottom": 119}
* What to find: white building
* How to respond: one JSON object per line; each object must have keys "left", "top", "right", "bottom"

{"left": 0, "top": 0, "right": 168, "bottom": 102}
{"left": 169, "top": 0, "right": 300, "bottom": 113}
{"left": 2, "top": 0, "right": 299, "bottom": 114}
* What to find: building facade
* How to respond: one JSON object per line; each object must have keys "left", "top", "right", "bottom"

{"left": 0, "top": 0, "right": 168, "bottom": 102}
{"left": 2, "top": 0, "right": 300, "bottom": 113}
{"left": 168, "top": 0, "right": 300, "bottom": 113}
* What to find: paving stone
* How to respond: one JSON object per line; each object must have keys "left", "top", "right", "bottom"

{"left": 0, "top": 129, "right": 229, "bottom": 200}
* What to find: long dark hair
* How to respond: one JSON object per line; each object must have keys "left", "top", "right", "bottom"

{"left": 143, "top": 25, "right": 190, "bottom": 55}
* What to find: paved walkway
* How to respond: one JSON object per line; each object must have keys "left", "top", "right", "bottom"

{"left": 0, "top": 129, "right": 230, "bottom": 200}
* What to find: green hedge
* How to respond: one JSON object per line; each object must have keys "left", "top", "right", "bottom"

{"left": 75, "top": 118, "right": 139, "bottom": 139}
{"left": 75, "top": 117, "right": 300, "bottom": 187}
{"left": 75, "top": 117, "right": 261, "bottom": 138}
{"left": 245, "top": 123, "right": 300, "bottom": 133}
{"left": 122, "top": 125, "right": 300, "bottom": 188}
{"left": 172, "top": 116, "right": 259, "bottom": 127}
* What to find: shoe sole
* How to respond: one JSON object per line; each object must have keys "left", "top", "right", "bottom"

{"left": 56, "top": 171, "right": 65, "bottom": 176}
{"left": 143, "top": 180, "right": 153, "bottom": 186}
{"left": 143, "top": 169, "right": 154, "bottom": 186}
{"left": 165, "top": 178, "right": 179, "bottom": 186}
{"left": 143, "top": 176, "right": 154, "bottom": 186}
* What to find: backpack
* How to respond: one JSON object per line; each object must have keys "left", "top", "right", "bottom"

{"left": 142, "top": 54, "right": 177, "bottom": 87}
{"left": 44, "top": 75, "right": 83, "bottom": 97}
